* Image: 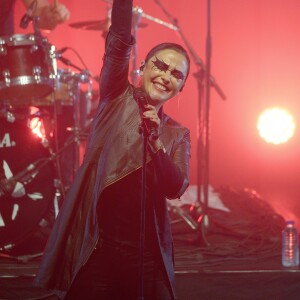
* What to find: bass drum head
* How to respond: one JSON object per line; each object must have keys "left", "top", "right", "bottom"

{"left": 0, "top": 118, "right": 56, "bottom": 256}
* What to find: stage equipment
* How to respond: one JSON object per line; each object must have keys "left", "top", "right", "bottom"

{"left": 0, "top": 33, "right": 56, "bottom": 106}
{"left": 0, "top": 116, "right": 58, "bottom": 257}
{"left": 0, "top": 6, "right": 98, "bottom": 259}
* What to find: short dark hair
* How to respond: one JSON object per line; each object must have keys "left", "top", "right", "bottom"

{"left": 144, "top": 42, "right": 190, "bottom": 81}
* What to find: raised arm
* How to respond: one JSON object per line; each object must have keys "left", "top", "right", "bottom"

{"left": 99, "top": 0, "right": 135, "bottom": 101}
{"left": 110, "top": 0, "right": 133, "bottom": 43}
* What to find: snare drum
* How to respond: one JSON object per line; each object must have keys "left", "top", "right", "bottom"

{"left": 0, "top": 34, "right": 56, "bottom": 106}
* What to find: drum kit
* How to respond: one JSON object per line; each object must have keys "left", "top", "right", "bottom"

{"left": 0, "top": 4, "right": 180, "bottom": 259}
{"left": 0, "top": 30, "right": 97, "bottom": 258}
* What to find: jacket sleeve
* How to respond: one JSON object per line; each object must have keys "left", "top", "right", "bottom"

{"left": 151, "top": 131, "right": 191, "bottom": 200}
{"left": 99, "top": 0, "right": 135, "bottom": 102}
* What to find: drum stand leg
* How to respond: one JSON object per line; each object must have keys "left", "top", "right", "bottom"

{"left": 53, "top": 178, "right": 63, "bottom": 218}
{"left": 70, "top": 74, "right": 92, "bottom": 175}
{"left": 168, "top": 202, "right": 198, "bottom": 231}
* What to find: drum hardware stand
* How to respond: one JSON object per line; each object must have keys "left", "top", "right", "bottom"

{"left": 67, "top": 71, "right": 92, "bottom": 175}
{"left": 0, "top": 155, "right": 55, "bottom": 196}
{"left": 0, "top": 117, "right": 88, "bottom": 261}
{"left": 32, "top": 16, "right": 42, "bottom": 37}
{"left": 0, "top": 248, "right": 45, "bottom": 263}
{"left": 0, "top": 140, "right": 68, "bottom": 197}
{"left": 154, "top": 0, "right": 226, "bottom": 245}
{"left": 53, "top": 178, "right": 63, "bottom": 218}
{"left": 67, "top": 77, "right": 82, "bottom": 176}
{"left": 168, "top": 202, "right": 198, "bottom": 231}
{"left": 56, "top": 55, "right": 94, "bottom": 175}
{"left": 0, "top": 151, "right": 63, "bottom": 261}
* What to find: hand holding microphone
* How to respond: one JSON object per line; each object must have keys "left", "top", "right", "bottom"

{"left": 141, "top": 104, "right": 160, "bottom": 140}
{"left": 133, "top": 88, "right": 160, "bottom": 141}
{"left": 142, "top": 104, "right": 167, "bottom": 153}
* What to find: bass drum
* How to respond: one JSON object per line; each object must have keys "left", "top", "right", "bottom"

{"left": 0, "top": 117, "right": 56, "bottom": 256}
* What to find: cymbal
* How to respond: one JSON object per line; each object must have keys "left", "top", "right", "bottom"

{"left": 69, "top": 19, "right": 148, "bottom": 31}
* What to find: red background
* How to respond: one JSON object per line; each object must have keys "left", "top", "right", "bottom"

{"left": 13, "top": 0, "right": 300, "bottom": 227}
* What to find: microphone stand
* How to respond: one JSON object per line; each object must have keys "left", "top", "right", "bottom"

{"left": 154, "top": 0, "right": 226, "bottom": 244}
{"left": 137, "top": 122, "right": 149, "bottom": 300}
{"left": 202, "top": 0, "right": 213, "bottom": 243}
{"left": 0, "top": 154, "right": 55, "bottom": 198}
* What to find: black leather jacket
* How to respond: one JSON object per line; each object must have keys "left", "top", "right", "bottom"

{"left": 34, "top": 3, "right": 190, "bottom": 299}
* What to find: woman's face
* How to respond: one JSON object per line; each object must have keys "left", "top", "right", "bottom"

{"left": 140, "top": 49, "right": 189, "bottom": 109}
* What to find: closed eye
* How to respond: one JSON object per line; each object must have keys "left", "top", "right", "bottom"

{"left": 152, "top": 57, "right": 184, "bottom": 80}
{"left": 152, "top": 57, "right": 169, "bottom": 72}
{"left": 171, "top": 70, "right": 184, "bottom": 80}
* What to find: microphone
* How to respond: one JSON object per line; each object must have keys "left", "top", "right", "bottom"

{"left": 133, "top": 88, "right": 159, "bottom": 140}
{"left": 55, "top": 47, "right": 69, "bottom": 58}
{"left": 20, "top": 0, "right": 37, "bottom": 29}
{"left": 0, "top": 161, "right": 39, "bottom": 198}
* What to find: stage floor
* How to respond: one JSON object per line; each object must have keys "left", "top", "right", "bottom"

{"left": 1, "top": 187, "right": 299, "bottom": 300}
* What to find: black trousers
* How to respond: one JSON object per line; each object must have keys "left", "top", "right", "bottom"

{"left": 65, "top": 238, "right": 175, "bottom": 300}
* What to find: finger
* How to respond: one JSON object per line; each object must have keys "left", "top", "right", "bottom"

{"left": 145, "top": 104, "right": 156, "bottom": 110}
{"left": 143, "top": 111, "right": 158, "bottom": 119}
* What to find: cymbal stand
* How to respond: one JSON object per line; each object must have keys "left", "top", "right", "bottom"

{"left": 32, "top": 16, "right": 41, "bottom": 37}
{"left": 68, "top": 72, "right": 91, "bottom": 175}
{"left": 57, "top": 56, "right": 93, "bottom": 175}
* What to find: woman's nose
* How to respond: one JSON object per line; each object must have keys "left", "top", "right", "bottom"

{"left": 161, "top": 71, "right": 171, "bottom": 83}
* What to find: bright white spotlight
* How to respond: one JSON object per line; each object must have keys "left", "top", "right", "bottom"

{"left": 257, "top": 107, "right": 296, "bottom": 145}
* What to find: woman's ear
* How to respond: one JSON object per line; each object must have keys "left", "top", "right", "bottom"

{"left": 139, "top": 60, "right": 145, "bottom": 75}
